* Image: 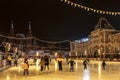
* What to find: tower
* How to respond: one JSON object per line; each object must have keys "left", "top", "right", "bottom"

{"left": 10, "top": 20, "right": 15, "bottom": 37}
{"left": 8, "top": 20, "right": 15, "bottom": 43}
{"left": 26, "top": 21, "right": 32, "bottom": 37}
{"left": 26, "top": 21, "right": 33, "bottom": 51}
{"left": 94, "top": 17, "right": 115, "bottom": 31}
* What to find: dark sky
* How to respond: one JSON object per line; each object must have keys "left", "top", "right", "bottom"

{"left": 0, "top": 0, "right": 120, "bottom": 41}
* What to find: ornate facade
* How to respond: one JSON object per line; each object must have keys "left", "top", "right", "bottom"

{"left": 7, "top": 21, "right": 33, "bottom": 51}
{"left": 70, "top": 17, "right": 120, "bottom": 58}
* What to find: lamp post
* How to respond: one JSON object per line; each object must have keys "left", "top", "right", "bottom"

{"left": 103, "top": 30, "right": 106, "bottom": 60}
{"left": 98, "top": 48, "right": 100, "bottom": 60}
{"left": 4, "top": 42, "right": 11, "bottom": 58}
{"left": 76, "top": 51, "right": 78, "bottom": 59}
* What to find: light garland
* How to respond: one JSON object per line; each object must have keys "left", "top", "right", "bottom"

{"left": 34, "top": 37, "right": 70, "bottom": 44}
{"left": 0, "top": 33, "right": 70, "bottom": 44}
{"left": 0, "top": 34, "right": 33, "bottom": 40}
{"left": 60, "top": 0, "right": 120, "bottom": 15}
{"left": 0, "top": 32, "right": 70, "bottom": 45}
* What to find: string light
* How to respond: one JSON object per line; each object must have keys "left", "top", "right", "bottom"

{"left": 33, "top": 37, "right": 70, "bottom": 44}
{"left": 60, "top": 0, "right": 120, "bottom": 16}
{"left": 0, "top": 32, "right": 70, "bottom": 45}
{"left": 0, "top": 34, "right": 33, "bottom": 40}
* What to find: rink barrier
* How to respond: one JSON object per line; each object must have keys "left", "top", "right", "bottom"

{"left": 0, "top": 65, "right": 10, "bottom": 71}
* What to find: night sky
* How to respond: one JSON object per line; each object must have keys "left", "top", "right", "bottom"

{"left": 0, "top": 0, "right": 120, "bottom": 41}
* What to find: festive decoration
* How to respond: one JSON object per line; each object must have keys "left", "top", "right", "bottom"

{"left": 0, "top": 34, "right": 33, "bottom": 40}
{"left": 0, "top": 33, "right": 70, "bottom": 44}
{"left": 33, "top": 37, "right": 70, "bottom": 44}
{"left": 60, "top": 0, "right": 120, "bottom": 16}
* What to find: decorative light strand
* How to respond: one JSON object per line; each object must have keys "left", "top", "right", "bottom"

{"left": 0, "top": 33, "right": 70, "bottom": 44}
{"left": 0, "top": 34, "right": 33, "bottom": 40}
{"left": 33, "top": 37, "right": 70, "bottom": 44}
{"left": 61, "top": 0, "right": 120, "bottom": 15}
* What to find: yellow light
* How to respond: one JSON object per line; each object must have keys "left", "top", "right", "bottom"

{"left": 69, "top": 52, "right": 71, "bottom": 56}
{"left": 118, "top": 12, "right": 120, "bottom": 15}
{"left": 77, "top": 5, "right": 80, "bottom": 7}
{"left": 76, "top": 52, "right": 78, "bottom": 56}
{"left": 36, "top": 59, "right": 39, "bottom": 70}
{"left": 67, "top": 1, "right": 70, "bottom": 4}
{"left": 75, "top": 60, "right": 78, "bottom": 70}
{"left": 81, "top": 6, "right": 84, "bottom": 9}
{"left": 100, "top": 11, "right": 102, "bottom": 14}
{"left": 103, "top": 11, "right": 105, "bottom": 14}
{"left": 6, "top": 75, "right": 10, "bottom": 80}
{"left": 54, "top": 60, "right": 58, "bottom": 71}
{"left": 71, "top": 2, "right": 73, "bottom": 5}
{"left": 97, "top": 10, "right": 99, "bottom": 13}
{"left": 61, "top": 0, "right": 120, "bottom": 16}
{"left": 98, "top": 62, "right": 101, "bottom": 79}
{"left": 82, "top": 69, "right": 90, "bottom": 80}
{"left": 114, "top": 12, "right": 117, "bottom": 15}
{"left": 112, "top": 12, "right": 114, "bottom": 15}
{"left": 84, "top": 7, "right": 87, "bottom": 10}
{"left": 55, "top": 52, "right": 58, "bottom": 57}
{"left": 93, "top": 10, "right": 96, "bottom": 12}
{"left": 87, "top": 8, "right": 90, "bottom": 11}
{"left": 106, "top": 12, "right": 109, "bottom": 14}
{"left": 36, "top": 51, "right": 39, "bottom": 56}
{"left": 64, "top": 0, "right": 67, "bottom": 2}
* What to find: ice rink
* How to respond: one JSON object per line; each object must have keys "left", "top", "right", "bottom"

{"left": 0, "top": 59, "right": 120, "bottom": 80}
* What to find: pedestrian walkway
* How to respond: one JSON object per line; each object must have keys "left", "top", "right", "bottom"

{"left": 0, "top": 59, "right": 120, "bottom": 80}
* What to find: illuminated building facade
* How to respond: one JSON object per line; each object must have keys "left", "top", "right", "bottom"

{"left": 70, "top": 17, "right": 120, "bottom": 58}
{"left": 7, "top": 21, "right": 33, "bottom": 51}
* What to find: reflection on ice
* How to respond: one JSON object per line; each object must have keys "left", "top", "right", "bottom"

{"left": 98, "top": 62, "right": 101, "bottom": 78}
{"left": 83, "top": 68, "right": 90, "bottom": 80}
{"left": 75, "top": 60, "right": 78, "bottom": 70}
{"left": 18, "top": 66, "right": 22, "bottom": 73}
{"left": 1, "top": 60, "right": 120, "bottom": 80}
{"left": 55, "top": 61, "right": 58, "bottom": 71}
{"left": 36, "top": 59, "right": 39, "bottom": 70}
{"left": 6, "top": 74, "right": 10, "bottom": 80}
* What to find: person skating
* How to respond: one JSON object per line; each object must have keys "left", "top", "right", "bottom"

{"left": 44, "top": 55, "right": 49, "bottom": 70}
{"left": 57, "top": 55, "right": 63, "bottom": 71}
{"left": 23, "top": 60, "right": 29, "bottom": 75}
{"left": 83, "top": 59, "right": 89, "bottom": 70}
{"left": 39, "top": 57, "right": 45, "bottom": 71}
{"left": 102, "top": 60, "right": 106, "bottom": 70}
{"left": 68, "top": 58, "right": 75, "bottom": 72}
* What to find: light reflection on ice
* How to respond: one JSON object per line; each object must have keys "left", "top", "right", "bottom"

{"left": 75, "top": 60, "right": 78, "bottom": 70}
{"left": 98, "top": 62, "right": 101, "bottom": 79}
{"left": 19, "top": 65, "right": 22, "bottom": 73}
{"left": 36, "top": 59, "right": 39, "bottom": 71}
{"left": 55, "top": 60, "right": 58, "bottom": 71}
{"left": 82, "top": 67, "right": 90, "bottom": 80}
{"left": 6, "top": 74, "right": 10, "bottom": 80}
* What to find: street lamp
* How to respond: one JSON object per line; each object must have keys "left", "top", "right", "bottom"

{"left": 98, "top": 48, "right": 100, "bottom": 58}
{"left": 103, "top": 30, "right": 106, "bottom": 60}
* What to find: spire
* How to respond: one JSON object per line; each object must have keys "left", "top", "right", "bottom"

{"left": 29, "top": 21, "right": 31, "bottom": 31}
{"left": 11, "top": 20, "right": 14, "bottom": 29}
{"left": 27, "top": 21, "right": 32, "bottom": 37}
{"left": 10, "top": 20, "right": 14, "bottom": 36}
{"left": 94, "top": 17, "right": 115, "bottom": 30}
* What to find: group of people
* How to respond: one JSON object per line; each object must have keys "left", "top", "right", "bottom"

{"left": 7, "top": 55, "right": 18, "bottom": 66}
{"left": 22, "top": 55, "right": 107, "bottom": 76}
{"left": 22, "top": 55, "right": 50, "bottom": 75}
{"left": 83, "top": 58, "right": 107, "bottom": 70}
{"left": 57, "top": 55, "right": 76, "bottom": 72}
{"left": 39, "top": 55, "right": 50, "bottom": 71}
